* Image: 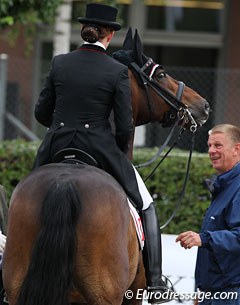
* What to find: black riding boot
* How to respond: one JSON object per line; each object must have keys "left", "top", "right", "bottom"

{"left": 142, "top": 203, "right": 173, "bottom": 304}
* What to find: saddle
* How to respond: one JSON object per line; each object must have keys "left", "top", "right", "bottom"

{"left": 51, "top": 148, "right": 99, "bottom": 167}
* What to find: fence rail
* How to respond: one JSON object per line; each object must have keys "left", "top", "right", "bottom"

{"left": 0, "top": 54, "right": 8, "bottom": 141}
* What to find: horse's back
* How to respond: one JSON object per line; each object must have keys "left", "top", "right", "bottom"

{"left": 3, "top": 163, "right": 143, "bottom": 305}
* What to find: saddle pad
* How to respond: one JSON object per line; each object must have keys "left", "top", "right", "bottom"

{"left": 128, "top": 199, "right": 145, "bottom": 250}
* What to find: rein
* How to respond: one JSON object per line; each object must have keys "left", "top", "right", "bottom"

{"left": 135, "top": 76, "right": 186, "bottom": 169}
{"left": 130, "top": 59, "right": 197, "bottom": 229}
{"left": 143, "top": 125, "right": 184, "bottom": 182}
{"left": 160, "top": 135, "right": 195, "bottom": 230}
{"left": 134, "top": 60, "right": 190, "bottom": 169}
{"left": 130, "top": 60, "right": 198, "bottom": 133}
{"left": 135, "top": 118, "right": 181, "bottom": 169}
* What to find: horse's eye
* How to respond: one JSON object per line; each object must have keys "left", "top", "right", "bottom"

{"left": 156, "top": 72, "right": 166, "bottom": 80}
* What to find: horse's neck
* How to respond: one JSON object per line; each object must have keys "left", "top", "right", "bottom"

{"left": 127, "top": 129, "right": 135, "bottom": 161}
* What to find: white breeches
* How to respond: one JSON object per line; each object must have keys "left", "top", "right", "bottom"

{"left": 132, "top": 165, "right": 153, "bottom": 210}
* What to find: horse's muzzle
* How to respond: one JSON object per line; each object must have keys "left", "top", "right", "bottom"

{"left": 193, "top": 99, "right": 211, "bottom": 127}
{"left": 200, "top": 99, "right": 211, "bottom": 124}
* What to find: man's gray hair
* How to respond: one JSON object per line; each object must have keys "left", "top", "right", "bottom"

{"left": 208, "top": 124, "right": 240, "bottom": 144}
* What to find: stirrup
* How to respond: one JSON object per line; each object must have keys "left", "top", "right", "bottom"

{"left": 147, "top": 275, "right": 174, "bottom": 304}
{"left": 161, "top": 274, "right": 174, "bottom": 291}
{"left": 148, "top": 275, "right": 174, "bottom": 292}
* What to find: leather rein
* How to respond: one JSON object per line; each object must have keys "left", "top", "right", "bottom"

{"left": 130, "top": 59, "right": 196, "bottom": 229}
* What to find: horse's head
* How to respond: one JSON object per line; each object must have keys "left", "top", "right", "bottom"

{"left": 113, "top": 28, "right": 210, "bottom": 131}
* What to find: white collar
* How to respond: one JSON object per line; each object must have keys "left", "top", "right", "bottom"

{"left": 83, "top": 41, "right": 106, "bottom": 50}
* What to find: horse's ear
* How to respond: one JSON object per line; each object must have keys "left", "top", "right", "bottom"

{"left": 132, "top": 29, "right": 143, "bottom": 66}
{"left": 122, "top": 27, "right": 133, "bottom": 50}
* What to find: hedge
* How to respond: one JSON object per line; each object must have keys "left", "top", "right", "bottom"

{"left": 0, "top": 139, "right": 216, "bottom": 234}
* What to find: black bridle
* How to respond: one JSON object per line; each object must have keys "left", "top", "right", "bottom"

{"left": 131, "top": 58, "right": 196, "bottom": 229}
{"left": 132, "top": 57, "right": 197, "bottom": 169}
{"left": 130, "top": 58, "right": 198, "bottom": 133}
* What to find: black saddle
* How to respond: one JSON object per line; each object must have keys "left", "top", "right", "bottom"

{"left": 51, "top": 148, "right": 99, "bottom": 167}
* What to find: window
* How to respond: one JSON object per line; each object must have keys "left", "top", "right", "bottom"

{"left": 145, "top": 0, "right": 224, "bottom": 32}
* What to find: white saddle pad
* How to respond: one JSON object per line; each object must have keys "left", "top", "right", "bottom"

{"left": 128, "top": 199, "right": 145, "bottom": 250}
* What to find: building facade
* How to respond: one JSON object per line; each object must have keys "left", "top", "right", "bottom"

{"left": 0, "top": 0, "right": 239, "bottom": 152}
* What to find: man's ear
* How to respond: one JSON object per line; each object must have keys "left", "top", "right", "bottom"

{"left": 235, "top": 142, "right": 240, "bottom": 155}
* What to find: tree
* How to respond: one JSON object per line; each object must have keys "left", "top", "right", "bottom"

{"left": 0, "top": 0, "right": 120, "bottom": 29}
{"left": 0, "top": 0, "right": 121, "bottom": 55}
{"left": 0, "top": 0, "right": 63, "bottom": 29}
{"left": 54, "top": 0, "right": 72, "bottom": 56}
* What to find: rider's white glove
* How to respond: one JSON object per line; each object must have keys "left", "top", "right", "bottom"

{"left": 0, "top": 231, "right": 6, "bottom": 253}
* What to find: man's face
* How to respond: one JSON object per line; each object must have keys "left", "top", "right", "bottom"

{"left": 208, "top": 132, "right": 239, "bottom": 174}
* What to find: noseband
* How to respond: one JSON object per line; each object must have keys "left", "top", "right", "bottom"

{"left": 131, "top": 59, "right": 197, "bottom": 230}
{"left": 130, "top": 58, "right": 198, "bottom": 133}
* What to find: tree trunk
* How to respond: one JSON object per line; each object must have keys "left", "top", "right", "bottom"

{"left": 53, "top": 0, "right": 72, "bottom": 56}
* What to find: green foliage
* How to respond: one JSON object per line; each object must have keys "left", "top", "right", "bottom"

{"left": 0, "top": 0, "right": 62, "bottom": 28}
{"left": 0, "top": 140, "right": 39, "bottom": 200}
{"left": 134, "top": 148, "right": 215, "bottom": 234}
{"left": 0, "top": 140, "right": 216, "bottom": 234}
{"left": 0, "top": 0, "right": 63, "bottom": 54}
{"left": 0, "top": 0, "right": 121, "bottom": 29}
{"left": 0, "top": 0, "right": 123, "bottom": 54}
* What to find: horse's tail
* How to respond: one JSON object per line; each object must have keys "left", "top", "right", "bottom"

{"left": 16, "top": 179, "right": 81, "bottom": 305}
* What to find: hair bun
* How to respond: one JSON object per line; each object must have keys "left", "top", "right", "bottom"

{"left": 81, "top": 25, "right": 100, "bottom": 43}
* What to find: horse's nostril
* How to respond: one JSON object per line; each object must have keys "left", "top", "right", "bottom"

{"left": 205, "top": 101, "right": 210, "bottom": 113}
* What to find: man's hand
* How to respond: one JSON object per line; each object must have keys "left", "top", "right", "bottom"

{"left": 176, "top": 231, "right": 202, "bottom": 249}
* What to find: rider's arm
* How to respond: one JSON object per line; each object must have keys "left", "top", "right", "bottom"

{"left": 113, "top": 67, "right": 133, "bottom": 154}
{"left": 34, "top": 58, "right": 56, "bottom": 128}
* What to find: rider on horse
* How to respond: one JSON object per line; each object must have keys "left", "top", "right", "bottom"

{"left": 33, "top": 3, "right": 172, "bottom": 303}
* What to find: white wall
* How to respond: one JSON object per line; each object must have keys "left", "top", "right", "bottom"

{"left": 143, "top": 234, "right": 197, "bottom": 304}
{"left": 134, "top": 126, "right": 146, "bottom": 147}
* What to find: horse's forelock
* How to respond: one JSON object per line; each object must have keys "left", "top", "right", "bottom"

{"left": 113, "top": 44, "right": 155, "bottom": 71}
{"left": 112, "top": 49, "right": 134, "bottom": 67}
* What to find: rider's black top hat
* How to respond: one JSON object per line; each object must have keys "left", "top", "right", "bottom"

{"left": 78, "top": 3, "right": 121, "bottom": 31}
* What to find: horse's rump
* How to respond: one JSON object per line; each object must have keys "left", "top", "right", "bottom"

{"left": 3, "top": 163, "right": 143, "bottom": 305}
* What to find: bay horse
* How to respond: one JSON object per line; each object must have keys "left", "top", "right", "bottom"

{"left": 2, "top": 29, "right": 209, "bottom": 305}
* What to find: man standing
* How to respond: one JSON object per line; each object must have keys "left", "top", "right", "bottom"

{"left": 176, "top": 124, "right": 240, "bottom": 304}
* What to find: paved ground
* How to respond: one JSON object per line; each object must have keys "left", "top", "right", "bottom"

{"left": 143, "top": 234, "right": 198, "bottom": 305}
